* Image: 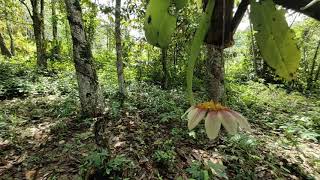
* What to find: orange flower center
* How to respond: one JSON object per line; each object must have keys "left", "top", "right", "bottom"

{"left": 195, "top": 101, "right": 227, "bottom": 111}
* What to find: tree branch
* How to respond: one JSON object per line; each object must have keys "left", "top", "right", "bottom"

{"left": 19, "top": 0, "right": 33, "bottom": 18}
{"left": 231, "top": 0, "right": 249, "bottom": 34}
{"left": 273, "top": 0, "right": 320, "bottom": 21}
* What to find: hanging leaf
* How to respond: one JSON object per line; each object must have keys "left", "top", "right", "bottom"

{"left": 250, "top": 0, "right": 301, "bottom": 80}
{"left": 143, "top": 0, "right": 177, "bottom": 48}
{"left": 186, "top": 0, "right": 215, "bottom": 104}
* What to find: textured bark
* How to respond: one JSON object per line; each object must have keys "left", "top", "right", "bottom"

{"left": 7, "top": 25, "right": 15, "bottom": 56}
{"left": 307, "top": 40, "right": 320, "bottom": 90}
{"left": 4, "top": 2, "right": 15, "bottom": 56}
{"left": 64, "top": 0, "right": 105, "bottom": 117}
{"left": 204, "top": 0, "right": 234, "bottom": 48}
{"left": 249, "top": 17, "right": 258, "bottom": 76}
{"left": 206, "top": 45, "right": 225, "bottom": 102}
{"left": 273, "top": 0, "right": 320, "bottom": 21}
{"left": 314, "top": 63, "right": 320, "bottom": 83}
{"left": 202, "top": 0, "right": 229, "bottom": 103}
{"left": 51, "top": 0, "right": 60, "bottom": 58}
{"left": 30, "top": 0, "right": 47, "bottom": 69}
{"left": 0, "top": 33, "right": 12, "bottom": 58}
{"left": 161, "top": 48, "right": 169, "bottom": 89}
{"left": 115, "top": 0, "right": 126, "bottom": 96}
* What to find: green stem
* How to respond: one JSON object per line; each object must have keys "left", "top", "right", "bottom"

{"left": 186, "top": 0, "right": 216, "bottom": 105}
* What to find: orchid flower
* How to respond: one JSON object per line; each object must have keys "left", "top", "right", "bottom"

{"left": 182, "top": 101, "right": 251, "bottom": 140}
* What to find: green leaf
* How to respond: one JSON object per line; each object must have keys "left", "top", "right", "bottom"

{"left": 144, "top": 0, "right": 177, "bottom": 48}
{"left": 186, "top": 0, "right": 216, "bottom": 104}
{"left": 174, "top": 0, "right": 188, "bottom": 10}
{"left": 250, "top": 0, "right": 301, "bottom": 80}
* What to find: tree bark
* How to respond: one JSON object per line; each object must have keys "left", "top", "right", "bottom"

{"left": 249, "top": 15, "right": 258, "bottom": 77}
{"left": 51, "top": 0, "right": 60, "bottom": 59}
{"left": 64, "top": 0, "right": 105, "bottom": 117}
{"left": 203, "top": 0, "right": 228, "bottom": 103}
{"left": 273, "top": 0, "right": 320, "bottom": 21}
{"left": 7, "top": 25, "right": 15, "bottom": 56}
{"left": 307, "top": 40, "right": 320, "bottom": 90}
{"left": 0, "top": 33, "right": 12, "bottom": 58}
{"left": 314, "top": 63, "right": 320, "bottom": 83}
{"left": 115, "top": 0, "right": 126, "bottom": 96}
{"left": 206, "top": 45, "right": 225, "bottom": 103}
{"left": 4, "top": 1, "right": 15, "bottom": 56}
{"left": 161, "top": 48, "right": 169, "bottom": 89}
{"left": 29, "top": 0, "right": 47, "bottom": 70}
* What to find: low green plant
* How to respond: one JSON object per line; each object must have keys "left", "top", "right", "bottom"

{"left": 186, "top": 160, "right": 227, "bottom": 180}
{"left": 80, "top": 149, "right": 133, "bottom": 178}
{"left": 153, "top": 149, "right": 176, "bottom": 166}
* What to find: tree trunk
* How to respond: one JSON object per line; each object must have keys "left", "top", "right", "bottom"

{"left": 4, "top": 2, "right": 15, "bottom": 56}
{"left": 7, "top": 25, "right": 15, "bottom": 56}
{"left": 30, "top": 0, "right": 47, "bottom": 70}
{"left": 249, "top": 16, "right": 258, "bottom": 77}
{"left": 0, "top": 33, "right": 12, "bottom": 58}
{"left": 314, "top": 63, "right": 320, "bottom": 83}
{"left": 115, "top": 0, "right": 126, "bottom": 97}
{"left": 206, "top": 45, "right": 225, "bottom": 103}
{"left": 51, "top": 0, "right": 60, "bottom": 59}
{"left": 161, "top": 48, "right": 169, "bottom": 89}
{"left": 307, "top": 40, "right": 320, "bottom": 90}
{"left": 64, "top": 0, "right": 105, "bottom": 117}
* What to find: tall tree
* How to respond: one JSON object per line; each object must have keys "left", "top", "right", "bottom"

{"left": 0, "top": 33, "right": 12, "bottom": 58}
{"left": 64, "top": 0, "right": 105, "bottom": 117}
{"left": 115, "top": 0, "right": 126, "bottom": 96}
{"left": 161, "top": 48, "right": 169, "bottom": 89}
{"left": 51, "top": 0, "right": 60, "bottom": 59}
{"left": 203, "top": 0, "right": 236, "bottom": 103}
{"left": 307, "top": 40, "right": 320, "bottom": 90}
{"left": 20, "top": 0, "right": 47, "bottom": 69}
{"left": 4, "top": 0, "right": 15, "bottom": 56}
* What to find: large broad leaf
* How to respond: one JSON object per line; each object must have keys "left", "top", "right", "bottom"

{"left": 143, "top": 0, "right": 177, "bottom": 48}
{"left": 250, "top": 0, "right": 301, "bottom": 80}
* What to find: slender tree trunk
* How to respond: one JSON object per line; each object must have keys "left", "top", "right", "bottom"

{"left": 40, "top": 0, "right": 45, "bottom": 42}
{"left": 0, "top": 33, "right": 12, "bottom": 58}
{"left": 7, "top": 25, "right": 15, "bottom": 56}
{"left": 30, "top": 0, "right": 47, "bottom": 70}
{"left": 314, "top": 63, "right": 320, "bottom": 83}
{"left": 4, "top": 2, "right": 15, "bottom": 56}
{"left": 307, "top": 40, "right": 320, "bottom": 90}
{"left": 115, "top": 0, "right": 126, "bottom": 97}
{"left": 161, "top": 48, "right": 169, "bottom": 89}
{"left": 51, "top": 0, "right": 60, "bottom": 58}
{"left": 249, "top": 16, "right": 258, "bottom": 76}
{"left": 64, "top": 0, "right": 105, "bottom": 117}
{"left": 206, "top": 45, "right": 225, "bottom": 103}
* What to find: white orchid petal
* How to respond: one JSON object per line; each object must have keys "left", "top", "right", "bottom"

{"left": 229, "top": 110, "right": 251, "bottom": 131}
{"left": 187, "top": 108, "right": 206, "bottom": 130}
{"left": 220, "top": 111, "right": 238, "bottom": 135}
{"left": 205, "top": 111, "right": 221, "bottom": 140}
{"left": 181, "top": 106, "right": 196, "bottom": 119}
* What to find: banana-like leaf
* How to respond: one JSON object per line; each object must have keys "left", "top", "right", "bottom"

{"left": 250, "top": 0, "right": 301, "bottom": 80}
{"left": 143, "top": 0, "right": 177, "bottom": 48}
{"left": 186, "top": 0, "right": 215, "bottom": 104}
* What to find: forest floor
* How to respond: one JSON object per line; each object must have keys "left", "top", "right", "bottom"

{"left": 0, "top": 75, "right": 320, "bottom": 179}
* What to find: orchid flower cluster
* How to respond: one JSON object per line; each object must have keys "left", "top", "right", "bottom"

{"left": 182, "top": 101, "right": 251, "bottom": 139}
